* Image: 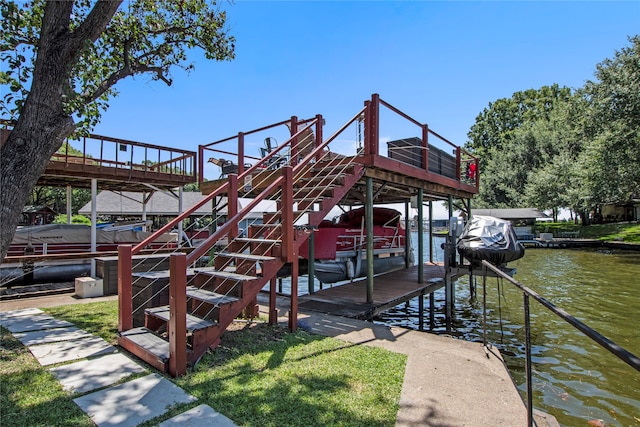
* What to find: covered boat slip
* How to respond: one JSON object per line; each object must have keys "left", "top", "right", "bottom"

{"left": 298, "top": 262, "right": 465, "bottom": 322}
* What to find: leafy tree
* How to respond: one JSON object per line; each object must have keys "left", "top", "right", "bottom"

{"left": 581, "top": 35, "right": 640, "bottom": 204}
{"left": 466, "top": 84, "right": 573, "bottom": 157}
{"left": 52, "top": 213, "right": 90, "bottom": 225}
{"left": 0, "top": 0, "right": 235, "bottom": 261}
{"left": 30, "top": 186, "right": 92, "bottom": 215}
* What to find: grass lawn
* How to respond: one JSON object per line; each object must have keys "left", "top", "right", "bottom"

{"left": 1, "top": 301, "right": 406, "bottom": 427}
{"left": 535, "top": 222, "right": 640, "bottom": 243}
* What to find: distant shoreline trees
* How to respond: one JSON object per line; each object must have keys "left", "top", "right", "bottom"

{"left": 465, "top": 35, "right": 640, "bottom": 225}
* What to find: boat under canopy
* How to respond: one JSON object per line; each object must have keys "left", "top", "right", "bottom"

{"left": 300, "top": 207, "right": 413, "bottom": 284}
{"left": 456, "top": 215, "right": 525, "bottom": 267}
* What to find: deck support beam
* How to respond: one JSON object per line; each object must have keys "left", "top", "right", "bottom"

{"left": 366, "top": 177, "right": 374, "bottom": 303}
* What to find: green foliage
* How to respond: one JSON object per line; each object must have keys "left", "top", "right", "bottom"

{"left": 52, "top": 213, "right": 91, "bottom": 225}
{"left": 466, "top": 36, "right": 640, "bottom": 223}
{"left": 0, "top": 0, "right": 235, "bottom": 134}
{"left": 29, "top": 186, "right": 91, "bottom": 215}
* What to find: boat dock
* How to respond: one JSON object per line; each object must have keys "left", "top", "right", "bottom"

{"left": 299, "top": 263, "right": 462, "bottom": 321}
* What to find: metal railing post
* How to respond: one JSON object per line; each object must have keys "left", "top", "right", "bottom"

{"left": 523, "top": 293, "right": 533, "bottom": 427}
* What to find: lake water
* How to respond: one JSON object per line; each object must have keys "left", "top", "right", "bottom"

{"left": 281, "top": 232, "right": 640, "bottom": 425}
{"left": 374, "top": 234, "right": 640, "bottom": 427}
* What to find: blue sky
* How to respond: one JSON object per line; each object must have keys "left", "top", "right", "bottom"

{"left": 92, "top": 1, "right": 639, "bottom": 216}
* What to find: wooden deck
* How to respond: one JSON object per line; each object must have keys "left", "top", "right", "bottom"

{"left": 298, "top": 263, "right": 454, "bottom": 320}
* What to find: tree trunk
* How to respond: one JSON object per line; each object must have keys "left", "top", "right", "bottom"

{"left": 0, "top": 1, "right": 121, "bottom": 262}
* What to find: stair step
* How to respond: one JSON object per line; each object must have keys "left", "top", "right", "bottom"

{"left": 119, "top": 327, "right": 169, "bottom": 371}
{"left": 194, "top": 269, "right": 257, "bottom": 281}
{"left": 186, "top": 286, "right": 240, "bottom": 305}
{"left": 217, "top": 252, "right": 276, "bottom": 262}
{"left": 145, "top": 306, "right": 217, "bottom": 332}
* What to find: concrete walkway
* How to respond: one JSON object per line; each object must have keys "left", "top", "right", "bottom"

{"left": 1, "top": 292, "right": 555, "bottom": 426}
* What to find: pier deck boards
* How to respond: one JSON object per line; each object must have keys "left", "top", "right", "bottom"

{"left": 299, "top": 263, "right": 455, "bottom": 320}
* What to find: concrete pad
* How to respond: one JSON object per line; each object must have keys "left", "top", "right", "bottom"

{"left": 28, "top": 335, "right": 116, "bottom": 366}
{"left": 0, "top": 307, "right": 44, "bottom": 319}
{"left": 13, "top": 326, "right": 92, "bottom": 346}
{"left": 73, "top": 373, "right": 196, "bottom": 427}
{"left": 297, "top": 311, "right": 527, "bottom": 427}
{"left": 1, "top": 313, "right": 73, "bottom": 333}
{"left": 50, "top": 353, "right": 146, "bottom": 394}
{"left": 158, "top": 404, "right": 236, "bottom": 427}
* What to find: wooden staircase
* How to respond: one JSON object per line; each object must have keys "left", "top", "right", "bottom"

{"left": 117, "top": 136, "right": 364, "bottom": 375}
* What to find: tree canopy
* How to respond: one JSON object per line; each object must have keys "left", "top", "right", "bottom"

{"left": 0, "top": 0, "right": 235, "bottom": 261}
{"left": 465, "top": 35, "right": 640, "bottom": 224}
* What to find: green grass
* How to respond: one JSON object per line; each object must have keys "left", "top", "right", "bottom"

{"left": 44, "top": 301, "right": 119, "bottom": 344}
{"left": 0, "top": 327, "right": 94, "bottom": 427}
{"left": 3, "top": 301, "right": 405, "bottom": 427}
{"left": 534, "top": 222, "right": 640, "bottom": 243}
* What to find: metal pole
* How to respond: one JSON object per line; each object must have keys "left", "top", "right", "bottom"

{"left": 418, "top": 291, "right": 424, "bottom": 331}
{"left": 404, "top": 200, "right": 411, "bottom": 268}
{"left": 141, "top": 191, "right": 147, "bottom": 232}
{"left": 428, "top": 200, "right": 433, "bottom": 263}
{"left": 482, "top": 266, "right": 487, "bottom": 346}
{"left": 178, "top": 187, "right": 184, "bottom": 248}
{"left": 308, "top": 230, "right": 315, "bottom": 294}
{"left": 90, "top": 178, "right": 97, "bottom": 277}
{"left": 366, "top": 176, "right": 374, "bottom": 303}
{"left": 66, "top": 185, "right": 72, "bottom": 224}
{"left": 524, "top": 293, "right": 534, "bottom": 427}
{"left": 417, "top": 188, "right": 424, "bottom": 284}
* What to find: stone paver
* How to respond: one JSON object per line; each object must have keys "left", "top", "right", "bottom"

{"left": 73, "top": 373, "right": 197, "bottom": 427}
{"left": 28, "top": 335, "right": 116, "bottom": 365}
{"left": 50, "top": 353, "right": 147, "bottom": 394}
{"left": 1, "top": 313, "right": 73, "bottom": 332}
{"left": 158, "top": 404, "right": 237, "bottom": 427}
{"left": 0, "top": 307, "right": 44, "bottom": 319}
{"left": 13, "top": 326, "right": 92, "bottom": 346}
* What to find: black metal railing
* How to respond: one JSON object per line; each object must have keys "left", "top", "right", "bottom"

{"left": 480, "top": 260, "right": 640, "bottom": 427}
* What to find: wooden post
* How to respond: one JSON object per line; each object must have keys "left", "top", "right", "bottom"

{"left": 281, "top": 166, "right": 294, "bottom": 262}
{"left": 169, "top": 253, "right": 187, "bottom": 377}
{"left": 366, "top": 177, "right": 374, "bottom": 303}
{"left": 290, "top": 116, "right": 299, "bottom": 166}
{"left": 228, "top": 173, "right": 238, "bottom": 241}
{"left": 315, "top": 114, "right": 323, "bottom": 162}
{"left": 118, "top": 245, "right": 133, "bottom": 332}
{"left": 370, "top": 94, "right": 380, "bottom": 156}
{"left": 289, "top": 258, "right": 298, "bottom": 332}
{"left": 238, "top": 132, "right": 245, "bottom": 175}
{"left": 422, "top": 124, "right": 429, "bottom": 172}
